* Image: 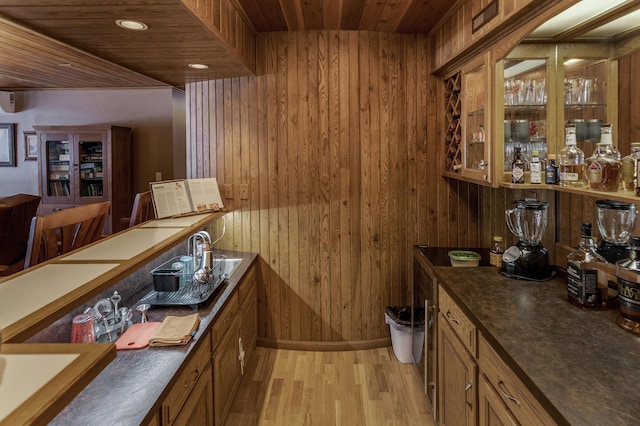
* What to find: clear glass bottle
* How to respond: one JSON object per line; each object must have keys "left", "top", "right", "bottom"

{"left": 529, "top": 150, "right": 541, "bottom": 184}
{"left": 585, "top": 125, "right": 621, "bottom": 192}
{"left": 558, "top": 123, "right": 585, "bottom": 187}
{"left": 621, "top": 142, "right": 640, "bottom": 191}
{"left": 490, "top": 236, "right": 504, "bottom": 267}
{"left": 567, "top": 222, "right": 608, "bottom": 308}
{"left": 545, "top": 153, "right": 558, "bottom": 184}
{"left": 616, "top": 236, "right": 640, "bottom": 334}
{"left": 511, "top": 146, "right": 525, "bottom": 184}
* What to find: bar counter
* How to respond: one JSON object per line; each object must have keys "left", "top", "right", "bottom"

{"left": 422, "top": 248, "right": 640, "bottom": 425}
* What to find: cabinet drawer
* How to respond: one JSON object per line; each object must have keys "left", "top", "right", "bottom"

{"left": 211, "top": 291, "right": 239, "bottom": 351}
{"left": 162, "top": 333, "right": 212, "bottom": 425}
{"left": 238, "top": 263, "right": 256, "bottom": 303}
{"left": 439, "top": 286, "right": 476, "bottom": 355}
{"left": 478, "top": 333, "right": 555, "bottom": 426}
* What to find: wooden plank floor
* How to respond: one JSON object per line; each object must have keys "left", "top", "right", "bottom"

{"left": 225, "top": 346, "right": 434, "bottom": 426}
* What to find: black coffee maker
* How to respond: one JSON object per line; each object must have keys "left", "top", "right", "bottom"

{"left": 500, "top": 200, "right": 555, "bottom": 281}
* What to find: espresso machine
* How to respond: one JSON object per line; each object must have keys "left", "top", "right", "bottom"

{"left": 500, "top": 199, "right": 555, "bottom": 281}
{"left": 595, "top": 200, "right": 637, "bottom": 263}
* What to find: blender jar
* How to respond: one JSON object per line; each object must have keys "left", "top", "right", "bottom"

{"left": 595, "top": 200, "right": 636, "bottom": 245}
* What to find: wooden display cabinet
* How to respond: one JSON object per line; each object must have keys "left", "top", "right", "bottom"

{"left": 34, "top": 125, "right": 132, "bottom": 234}
{"left": 497, "top": 43, "right": 617, "bottom": 186}
{"left": 443, "top": 52, "right": 495, "bottom": 185}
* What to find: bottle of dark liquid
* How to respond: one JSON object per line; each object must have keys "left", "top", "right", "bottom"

{"left": 567, "top": 223, "right": 608, "bottom": 308}
{"left": 617, "top": 236, "right": 640, "bottom": 333}
{"left": 490, "top": 236, "right": 504, "bottom": 267}
{"left": 511, "top": 147, "right": 525, "bottom": 184}
{"left": 545, "top": 154, "right": 558, "bottom": 184}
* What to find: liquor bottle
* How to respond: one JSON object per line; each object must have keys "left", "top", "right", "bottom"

{"left": 490, "top": 236, "right": 504, "bottom": 267}
{"left": 567, "top": 223, "right": 608, "bottom": 308}
{"left": 511, "top": 147, "right": 525, "bottom": 184}
{"left": 530, "top": 150, "right": 541, "bottom": 184}
{"left": 545, "top": 154, "right": 558, "bottom": 184}
{"left": 584, "top": 124, "right": 621, "bottom": 192}
{"left": 621, "top": 142, "right": 640, "bottom": 191}
{"left": 616, "top": 236, "right": 640, "bottom": 333}
{"left": 558, "top": 123, "right": 585, "bottom": 187}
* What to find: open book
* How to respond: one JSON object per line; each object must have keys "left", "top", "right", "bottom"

{"left": 149, "top": 178, "right": 224, "bottom": 219}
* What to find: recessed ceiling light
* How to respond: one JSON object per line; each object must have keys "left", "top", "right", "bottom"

{"left": 188, "top": 63, "right": 209, "bottom": 69}
{"left": 115, "top": 19, "right": 148, "bottom": 31}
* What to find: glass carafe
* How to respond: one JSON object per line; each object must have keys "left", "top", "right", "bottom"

{"left": 505, "top": 200, "right": 548, "bottom": 244}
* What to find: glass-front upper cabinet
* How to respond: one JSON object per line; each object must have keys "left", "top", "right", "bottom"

{"left": 43, "top": 134, "right": 73, "bottom": 203}
{"left": 498, "top": 42, "right": 616, "bottom": 184}
{"left": 444, "top": 52, "right": 494, "bottom": 185}
{"left": 499, "top": 44, "right": 553, "bottom": 183}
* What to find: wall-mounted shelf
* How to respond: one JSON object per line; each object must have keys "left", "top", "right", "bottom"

{"left": 499, "top": 181, "right": 640, "bottom": 204}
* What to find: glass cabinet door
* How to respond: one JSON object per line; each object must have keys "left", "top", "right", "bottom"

{"left": 43, "top": 136, "right": 73, "bottom": 202}
{"left": 461, "top": 53, "right": 492, "bottom": 183}
{"left": 78, "top": 137, "right": 104, "bottom": 199}
{"left": 563, "top": 57, "right": 609, "bottom": 155}
{"left": 503, "top": 58, "right": 548, "bottom": 177}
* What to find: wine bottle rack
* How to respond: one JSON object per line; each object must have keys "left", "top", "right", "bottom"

{"left": 445, "top": 72, "right": 462, "bottom": 172}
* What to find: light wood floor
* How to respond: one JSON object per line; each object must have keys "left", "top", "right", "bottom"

{"left": 225, "top": 346, "right": 435, "bottom": 426}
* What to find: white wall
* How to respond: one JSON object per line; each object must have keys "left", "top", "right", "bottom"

{"left": 0, "top": 87, "right": 185, "bottom": 197}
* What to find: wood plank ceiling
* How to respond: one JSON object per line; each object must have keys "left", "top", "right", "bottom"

{"left": 0, "top": 0, "right": 453, "bottom": 90}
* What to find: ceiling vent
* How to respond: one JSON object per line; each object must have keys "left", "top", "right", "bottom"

{"left": 0, "top": 91, "right": 16, "bottom": 113}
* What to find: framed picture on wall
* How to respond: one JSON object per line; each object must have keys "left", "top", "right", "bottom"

{"left": 23, "top": 131, "right": 37, "bottom": 161}
{"left": 0, "top": 123, "right": 16, "bottom": 167}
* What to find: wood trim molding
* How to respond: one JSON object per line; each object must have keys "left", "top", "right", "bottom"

{"left": 257, "top": 337, "right": 392, "bottom": 352}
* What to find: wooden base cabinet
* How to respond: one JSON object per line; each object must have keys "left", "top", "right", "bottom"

{"left": 478, "top": 373, "right": 518, "bottom": 426}
{"left": 438, "top": 314, "right": 478, "bottom": 426}
{"left": 213, "top": 312, "right": 241, "bottom": 425}
{"left": 161, "top": 334, "right": 213, "bottom": 426}
{"left": 212, "top": 262, "right": 258, "bottom": 425}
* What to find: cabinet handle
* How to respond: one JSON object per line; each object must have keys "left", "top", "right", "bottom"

{"left": 464, "top": 380, "right": 473, "bottom": 407}
{"left": 446, "top": 310, "right": 460, "bottom": 324}
{"left": 498, "top": 380, "right": 521, "bottom": 406}
{"left": 184, "top": 368, "right": 199, "bottom": 388}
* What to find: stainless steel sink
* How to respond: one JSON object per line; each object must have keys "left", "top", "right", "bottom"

{"left": 221, "top": 258, "right": 243, "bottom": 277}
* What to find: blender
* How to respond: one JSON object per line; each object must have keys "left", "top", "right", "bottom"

{"left": 500, "top": 199, "right": 555, "bottom": 281}
{"left": 595, "top": 200, "right": 636, "bottom": 263}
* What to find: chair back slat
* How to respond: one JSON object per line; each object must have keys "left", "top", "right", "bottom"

{"left": 24, "top": 201, "right": 110, "bottom": 268}
{"left": 128, "top": 191, "right": 154, "bottom": 227}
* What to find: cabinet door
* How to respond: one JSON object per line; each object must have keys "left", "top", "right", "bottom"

{"left": 239, "top": 263, "right": 258, "bottom": 367}
{"left": 438, "top": 313, "right": 478, "bottom": 426}
{"left": 40, "top": 133, "right": 74, "bottom": 204}
{"left": 75, "top": 132, "right": 108, "bottom": 203}
{"left": 461, "top": 53, "right": 492, "bottom": 183}
{"left": 173, "top": 362, "right": 214, "bottom": 426}
{"left": 213, "top": 314, "right": 241, "bottom": 425}
{"left": 478, "top": 373, "right": 519, "bottom": 426}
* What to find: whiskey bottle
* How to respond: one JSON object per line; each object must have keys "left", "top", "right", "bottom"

{"left": 585, "top": 124, "right": 621, "bottom": 192}
{"left": 545, "top": 154, "right": 558, "bottom": 184}
{"left": 616, "top": 236, "right": 640, "bottom": 333}
{"left": 511, "top": 147, "right": 525, "bottom": 184}
{"left": 567, "top": 223, "right": 608, "bottom": 308}
{"left": 621, "top": 142, "right": 640, "bottom": 191}
{"left": 530, "top": 150, "right": 541, "bottom": 184}
{"left": 558, "top": 123, "right": 585, "bottom": 187}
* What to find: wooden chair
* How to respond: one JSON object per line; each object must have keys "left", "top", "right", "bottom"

{"left": 121, "top": 191, "right": 155, "bottom": 228}
{"left": 24, "top": 201, "right": 110, "bottom": 269}
{"left": 0, "top": 194, "right": 41, "bottom": 276}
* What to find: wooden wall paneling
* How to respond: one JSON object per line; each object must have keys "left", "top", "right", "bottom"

{"left": 287, "top": 31, "right": 300, "bottom": 341}
{"left": 358, "top": 31, "right": 373, "bottom": 341}
{"left": 256, "top": 36, "right": 271, "bottom": 340}
{"left": 348, "top": 31, "right": 363, "bottom": 340}
{"left": 307, "top": 31, "right": 322, "bottom": 341}
{"left": 295, "top": 31, "right": 309, "bottom": 342}
{"left": 369, "top": 31, "right": 382, "bottom": 340}
{"left": 337, "top": 31, "right": 353, "bottom": 340}
{"left": 266, "top": 32, "right": 281, "bottom": 340}
{"left": 318, "top": 30, "right": 332, "bottom": 341}
{"left": 186, "top": 31, "right": 476, "bottom": 344}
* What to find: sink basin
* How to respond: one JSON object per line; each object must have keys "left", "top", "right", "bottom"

{"left": 221, "top": 258, "right": 243, "bottom": 277}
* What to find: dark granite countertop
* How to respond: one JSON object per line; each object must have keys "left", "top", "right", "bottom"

{"left": 422, "top": 249, "right": 640, "bottom": 425}
{"left": 48, "top": 251, "right": 258, "bottom": 426}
